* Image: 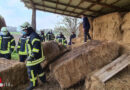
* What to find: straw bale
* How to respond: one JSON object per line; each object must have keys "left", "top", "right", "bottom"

{"left": 50, "top": 40, "right": 120, "bottom": 88}
{"left": 41, "top": 41, "right": 69, "bottom": 68}
{"left": 93, "top": 12, "right": 122, "bottom": 41}
{"left": 0, "top": 58, "right": 28, "bottom": 90}
{"left": 122, "top": 12, "right": 130, "bottom": 44}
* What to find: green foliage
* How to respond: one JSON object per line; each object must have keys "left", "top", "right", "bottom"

{"left": 11, "top": 50, "right": 19, "bottom": 60}
{"left": 10, "top": 32, "right": 21, "bottom": 35}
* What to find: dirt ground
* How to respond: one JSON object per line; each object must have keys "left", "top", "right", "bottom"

{"left": 15, "top": 72, "right": 85, "bottom": 90}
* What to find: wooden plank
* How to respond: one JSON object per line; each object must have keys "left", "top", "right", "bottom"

{"left": 93, "top": 54, "right": 130, "bottom": 83}
{"left": 94, "top": 54, "right": 129, "bottom": 76}
{"left": 86, "top": 53, "right": 130, "bottom": 90}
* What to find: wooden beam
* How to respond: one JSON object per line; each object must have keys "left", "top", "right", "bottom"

{"left": 41, "top": 0, "right": 45, "bottom": 11}
{"left": 25, "top": 4, "right": 94, "bottom": 18}
{"left": 55, "top": 0, "right": 59, "bottom": 13}
{"left": 31, "top": 8, "right": 36, "bottom": 30}
{"left": 95, "top": 0, "right": 122, "bottom": 17}
{"left": 63, "top": 0, "right": 72, "bottom": 14}
{"left": 24, "top": 1, "right": 96, "bottom": 17}
{"left": 24, "top": 0, "right": 99, "bottom": 13}
{"left": 73, "top": 0, "right": 85, "bottom": 11}
{"left": 77, "top": 0, "right": 102, "bottom": 17}
{"left": 78, "top": 0, "right": 127, "bottom": 17}
{"left": 86, "top": 53, "right": 130, "bottom": 90}
{"left": 111, "top": 0, "right": 121, "bottom": 5}
{"left": 24, "top": 3, "right": 78, "bottom": 18}
{"left": 85, "top": 0, "right": 126, "bottom": 10}
{"left": 29, "top": 0, "right": 37, "bottom": 30}
{"left": 37, "top": 8, "right": 78, "bottom": 18}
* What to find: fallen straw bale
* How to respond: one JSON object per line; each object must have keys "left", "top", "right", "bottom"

{"left": 41, "top": 41, "right": 69, "bottom": 68}
{"left": 50, "top": 40, "right": 120, "bottom": 88}
{"left": 0, "top": 58, "right": 28, "bottom": 90}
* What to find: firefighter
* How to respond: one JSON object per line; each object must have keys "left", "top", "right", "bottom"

{"left": 17, "top": 34, "right": 27, "bottom": 62}
{"left": 46, "top": 30, "right": 55, "bottom": 41}
{"left": 0, "top": 27, "right": 15, "bottom": 59}
{"left": 20, "top": 22, "right": 46, "bottom": 90}
{"left": 81, "top": 15, "right": 91, "bottom": 42}
{"left": 68, "top": 32, "right": 76, "bottom": 45}
{"left": 40, "top": 30, "right": 45, "bottom": 42}
{"left": 56, "top": 32, "right": 67, "bottom": 46}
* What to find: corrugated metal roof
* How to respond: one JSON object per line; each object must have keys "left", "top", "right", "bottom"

{"left": 21, "top": 0, "right": 130, "bottom": 17}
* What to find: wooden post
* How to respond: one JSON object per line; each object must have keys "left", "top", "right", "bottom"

{"left": 31, "top": 8, "right": 36, "bottom": 31}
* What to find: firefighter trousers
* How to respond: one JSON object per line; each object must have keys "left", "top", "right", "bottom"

{"left": 19, "top": 55, "right": 27, "bottom": 62}
{"left": 27, "top": 63, "right": 46, "bottom": 87}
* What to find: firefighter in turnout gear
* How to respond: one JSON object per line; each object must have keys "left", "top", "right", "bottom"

{"left": 56, "top": 32, "right": 67, "bottom": 46}
{"left": 46, "top": 30, "right": 55, "bottom": 41}
{"left": 20, "top": 22, "right": 46, "bottom": 90}
{"left": 40, "top": 30, "right": 45, "bottom": 42}
{"left": 68, "top": 32, "right": 76, "bottom": 45}
{"left": 0, "top": 27, "right": 15, "bottom": 59}
{"left": 17, "top": 34, "right": 27, "bottom": 62}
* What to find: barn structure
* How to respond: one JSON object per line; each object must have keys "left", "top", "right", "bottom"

{"left": 21, "top": 0, "right": 130, "bottom": 30}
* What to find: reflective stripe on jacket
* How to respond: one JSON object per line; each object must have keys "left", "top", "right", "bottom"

{"left": 17, "top": 35, "right": 27, "bottom": 55}
{"left": 26, "top": 32, "right": 45, "bottom": 66}
{"left": 0, "top": 34, "right": 15, "bottom": 54}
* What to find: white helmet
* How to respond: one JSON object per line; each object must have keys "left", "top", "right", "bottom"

{"left": 1, "top": 27, "right": 8, "bottom": 35}
{"left": 20, "top": 22, "right": 31, "bottom": 30}
{"left": 1, "top": 27, "right": 8, "bottom": 32}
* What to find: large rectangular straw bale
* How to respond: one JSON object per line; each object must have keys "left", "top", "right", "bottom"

{"left": 121, "top": 12, "right": 130, "bottom": 44}
{"left": 0, "top": 58, "right": 28, "bottom": 90}
{"left": 50, "top": 40, "right": 120, "bottom": 88}
{"left": 93, "top": 12, "right": 122, "bottom": 41}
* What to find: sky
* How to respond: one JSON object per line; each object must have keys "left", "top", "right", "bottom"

{"left": 0, "top": 0, "right": 63, "bottom": 30}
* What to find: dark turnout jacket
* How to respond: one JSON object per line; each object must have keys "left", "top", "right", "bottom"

{"left": 17, "top": 35, "right": 27, "bottom": 55}
{"left": 0, "top": 33, "right": 15, "bottom": 54}
{"left": 83, "top": 17, "right": 90, "bottom": 31}
{"left": 27, "top": 32, "right": 42, "bottom": 59}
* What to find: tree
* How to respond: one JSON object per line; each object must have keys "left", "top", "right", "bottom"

{"left": 0, "top": 15, "right": 6, "bottom": 30}
{"left": 54, "top": 16, "right": 80, "bottom": 40}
